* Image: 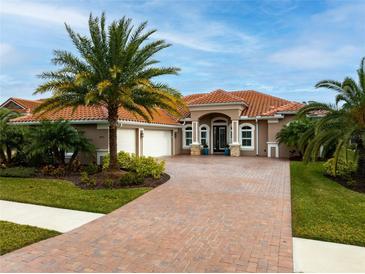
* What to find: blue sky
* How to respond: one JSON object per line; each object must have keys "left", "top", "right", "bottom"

{"left": 0, "top": 0, "right": 364, "bottom": 103}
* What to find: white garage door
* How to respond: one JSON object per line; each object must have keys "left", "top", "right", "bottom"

{"left": 117, "top": 128, "right": 136, "bottom": 154}
{"left": 143, "top": 130, "right": 172, "bottom": 157}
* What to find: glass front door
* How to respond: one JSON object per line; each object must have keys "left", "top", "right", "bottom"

{"left": 213, "top": 125, "right": 227, "bottom": 152}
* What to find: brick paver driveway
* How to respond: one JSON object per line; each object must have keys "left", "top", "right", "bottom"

{"left": 0, "top": 156, "right": 293, "bottom": 272}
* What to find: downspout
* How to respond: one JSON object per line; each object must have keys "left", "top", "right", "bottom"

{"left": 256, "top": 119, "right": 259, "bottom": 156}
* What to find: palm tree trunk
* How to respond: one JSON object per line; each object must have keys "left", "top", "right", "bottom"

{"left": 355, "top": 138, "right": 365, "bottom": 183}
{"left": 67, "top": 149, "right": 79, "bottom": 172}
{"left": 108, "top": 106, "right": 119, "bottom": 170}
{"left": 6, "top": 146, "right": 12, "bottom": 164}
{"left": 0, "top": 149, "right": 6, "bottom": 164}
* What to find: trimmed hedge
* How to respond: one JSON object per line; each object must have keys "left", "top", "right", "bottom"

{"left": 0, "top": 167, "right": 36, "bottom": 178}
{"left": 103, "top": 152, "right": 165, "bottom": 179}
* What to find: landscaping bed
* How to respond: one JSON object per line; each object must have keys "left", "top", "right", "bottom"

{"left": 325, "top": 174, "right": 365, "bottom": 194}
{"left": 36, "top": 170, "right": 170, "bottom": 189}
{"left": 0, "top": 221, "right": 60, "bottom": 255}
{"left": 291, "top": 161, "right": 365, "bottom": 247}
{"left": 0, "top": 177, "right": 150, "bottom": 213}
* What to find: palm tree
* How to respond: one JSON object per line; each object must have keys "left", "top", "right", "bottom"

{"left": 27, "top": 120, "right": 94, "bottom": 168}
{"left": 0, "top": 108, "right": 20, "bottom": 122}
{"left": 0, "top": 108, "right": 22, "bottom": 164}
{"left": 34, "top": 13, "right": 185, "bottom": 170}
{"left": 298, "top": 57, "right": 365, "bottom": 182}
{"left": 276, "top": 118, "right": 314, "bottom": 158}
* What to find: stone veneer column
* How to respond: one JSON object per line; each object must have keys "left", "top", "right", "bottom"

{"left": 230, "top": 119, "right": 240, "bottom": 157}
{"left": 190, "top": 120, "right": 201, "bottom": 155}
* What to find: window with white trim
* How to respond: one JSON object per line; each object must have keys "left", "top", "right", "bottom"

{"left": 240, "top": 124, "right": 254, "bottom": 150}
{"left": 199, "top": 125, "right": 209, "bottom": 147}
{"left": 183, "top": 126, "right": 192, "bottom": 148}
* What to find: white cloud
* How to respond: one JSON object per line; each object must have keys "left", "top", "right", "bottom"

{"left": 268, "top": 2, "right": 365, "bottom": 70}
{"left": 0, "top": 1, "right": 88, "bottom": 28}
{"left": 269, "top": 45, "right": 359, "bottom": 69}
{"left": 0, "top": 43, "right": 20, "bottom": 66}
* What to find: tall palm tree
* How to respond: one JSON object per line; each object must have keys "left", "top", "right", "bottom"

{"left": 34, "top": 13, "right": 185, "bottom": 170}
{"left": 298, "top": 57, "right": 365, "bottom": 182}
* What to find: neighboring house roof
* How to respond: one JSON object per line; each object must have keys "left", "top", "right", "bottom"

{"left": 5, "top": 89, "right": 303, "bottom": 125}
{"left": 0, "top": 97, "right": 43, "bottom": 113}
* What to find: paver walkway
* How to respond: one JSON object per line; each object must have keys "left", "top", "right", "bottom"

{"left": 0, "top": 156, "right": 293, "bottom": 272}
{"left": 0, "top": 200, "right": 104, "bottom": 233}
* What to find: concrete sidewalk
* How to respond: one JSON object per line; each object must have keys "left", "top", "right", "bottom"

{"left": 293, "top": 237, "right": 365, "bottom": 272}
{"left": 0, "top": 200, "right": 104, "bottom": 232}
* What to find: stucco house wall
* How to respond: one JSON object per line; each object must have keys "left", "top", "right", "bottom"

{"left": 267, "top": 115, "right": 296, "bottom": 158}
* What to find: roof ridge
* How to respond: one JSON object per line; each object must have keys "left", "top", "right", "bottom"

{"left": 230, "top": 90, "right": 291, "bottom": 103}
{"left": 187, "top": 89, "right": 247, "bottom": 105}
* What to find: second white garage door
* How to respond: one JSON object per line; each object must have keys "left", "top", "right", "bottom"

{"left": 117, "top": 128, "right": 136, "bottom": 154}
{"left": 143, "top": 130, "right": 172, "bottom": 157}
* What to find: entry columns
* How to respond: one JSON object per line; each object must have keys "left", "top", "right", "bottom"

{"left": 190, "top": 120, "right": 201, "bottom": 155}
{"left": 230, "top": 119, "right": 240, "bottom": 156}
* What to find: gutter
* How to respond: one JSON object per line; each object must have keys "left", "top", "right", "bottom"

{"left": 10, "top": 119, "right": 109, "bottom": 125}
{"left": 239, "top": 115, "right": 284, "bottom": 120}
{"left": 10, "top": 119, "right": 181, "bottom": 128}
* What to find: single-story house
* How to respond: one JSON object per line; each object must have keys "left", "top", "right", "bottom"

{"left": 1, "top": 89, "right": 303, "bottom": 163}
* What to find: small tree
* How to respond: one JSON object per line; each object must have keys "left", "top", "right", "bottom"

{"left": 0, "top": 108, "right": 24, "bottom": 164}
{"left": 27, "top": 120, "right": 94, "bottom": 168}
{"left": 276, "top": 119, "right": 314, "bottom": 158}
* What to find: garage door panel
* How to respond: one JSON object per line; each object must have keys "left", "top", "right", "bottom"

{"left": 117, "top": 128, "right": 136, "bottom": 154}
{"left": 143, "top": 130, "right": 171, "bottom": 157}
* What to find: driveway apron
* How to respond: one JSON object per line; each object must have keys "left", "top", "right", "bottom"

{"left": 0, "top": 156, "right": 293, "bottom": 272}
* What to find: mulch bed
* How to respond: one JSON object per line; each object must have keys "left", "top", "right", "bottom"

{"left": 325, "top": 175, "right": 365, "bottom": 194}
{"left": 36, "top": 171, "right": 170, "bottom": 190}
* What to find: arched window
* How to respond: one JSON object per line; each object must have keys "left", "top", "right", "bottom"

{"left": 240, "top": 124, "right": 254, "bottom": 150}
{"left": 183, "top": 125, "right": 192, "bottom": 148}
{"left": 199, "top": 125, "right": 210, "bottom": 147}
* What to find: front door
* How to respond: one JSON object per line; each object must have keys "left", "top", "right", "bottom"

{"left": 213, "top": 125, "right": 227, "bottom": 152}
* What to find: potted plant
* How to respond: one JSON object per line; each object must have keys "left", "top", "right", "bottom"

{"left": 224, "top": 144, "right": 230, "bottom": 156}
{"left": 202, "top": 144, "right": 209, "bottom": 155}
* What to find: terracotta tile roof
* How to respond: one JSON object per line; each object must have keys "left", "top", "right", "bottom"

{"left": 187, "top": 89, "right": 247, "bottom": 105}
{"left": 117, "top": 107, "right": 180, "bottom": 125}
{"left": 11, "top": 104, "right": 180, "bottom": 125}
{"left": 0, "top": 97, "right": 43, "bottom": 113}
{"left": 7, "top": 89, "right": 303, "bottom": 124}
{"left": 261, "top": 101, "right": 304, "bottom": 116}
{"left": 183, "top": 89, "right": 303, "bottom": 117}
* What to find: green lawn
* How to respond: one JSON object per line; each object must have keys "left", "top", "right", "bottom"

{"left": 0, "top": 177, "right": 150, "bottom": 213}
{"left": 291, "top": 161, "right": 365, "bottom": 246}
{"left": 0, "top": 221, "right": 60, "bottom": 255}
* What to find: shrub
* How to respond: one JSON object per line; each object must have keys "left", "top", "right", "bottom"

{"left": 134, "top": 156, "right": 165, "bottom": 179}
{"left": 69, "top": 159, "right": 81, "bottom": 172}
{"left": 0, "top": 167, "right": 36, "bottom": 178}
{"left": 103, "top": 179, "right": 115, "bottom": 188}
{"left": 79, "top": 171, "right": 96, "bottom": 187}
{"left": 83, "top": 163, "right": 99, "bottom": 174}
{"left": 102, "top": 152, "right": 165, "bottom": 179}
{"left": 40, "top": 165, "right": 65, "bottom": 177}
{"left": 102, "top": 154, "right": 110, "bottom": 170}
{"left": 119, "top": 172, "right": 144, "bottom": 186}
{"left": 324, "top": 158, "right": 356, "bottom": 180}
